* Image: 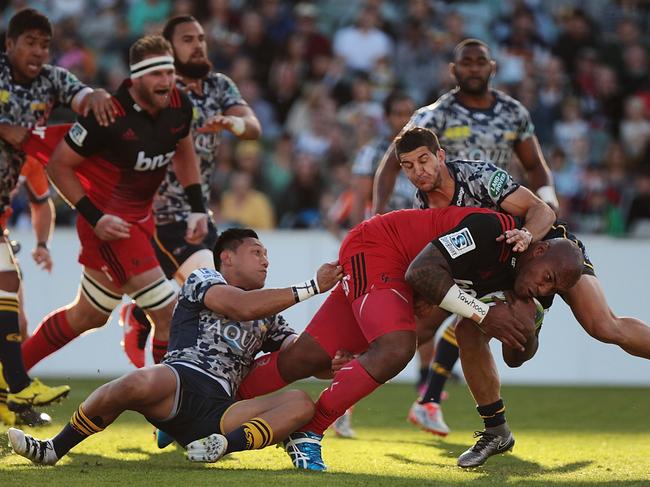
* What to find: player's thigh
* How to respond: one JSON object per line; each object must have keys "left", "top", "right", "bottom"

{"left": 352, "top": 287, "right": 416, "bottom": 344}
{"left": 304, "top": 285, "right": 368, "bottom": 358}
{"left": 0, "top": 235, "right": 20, "bottom": 292}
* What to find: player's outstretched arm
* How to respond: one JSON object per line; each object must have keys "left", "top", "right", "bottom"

{"left": 204, "top": 262, "right": 343, "bottom": 321}
{"left": 371, "top": 140, "right": 401, "bottom": 214}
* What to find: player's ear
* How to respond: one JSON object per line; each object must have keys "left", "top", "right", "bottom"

{"left": 5, "top": 37, "right": 13, "bottom": 52}
{"left": 532, "top": 241, "right": 549, "bottom": 257}
{"left": 437, "top": 148, "right": 445, "bottom": 164}
{"left": 489, "top": 60, "right": 497, "bottom": 79}
{"left": 449, "top": 62, "right": 457, "bottom": 81}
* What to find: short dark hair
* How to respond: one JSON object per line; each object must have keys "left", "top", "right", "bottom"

{"left": 162, "top": 15, "right": 197, "bottom": 42}
{"left": 382, "top": 90, "right": 412, "bottom": 117}
{"left": 394, "top": 127, "right": 441, "bottom": 159}
{"left": 7, "top": 8, "right": 52, "bottom": 40}
{"left": 453, "top": 38, "right": 490, "bottom": 61}
{"left": 213, "top": 228, "right": 259, "bottom": 270}
{"left": 129, "top": 35, "right": 172, "bottom": 65}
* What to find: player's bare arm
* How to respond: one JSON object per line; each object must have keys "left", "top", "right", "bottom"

{"left": 29, "top": 199, "right": 54, "bottom": 272}
{"left": 371, "top": 140, "right": 401, "bottom": 214}
{"left": 514, "top": 136, "right": 558, "bottom": 210}
{"left": 196, "top": 104, "right": 261, "bottom": 139}
{"left": 204, "top": 261, "right": 342, "bottom": 321}
{"left": 47, "top": 141, "right": 131, "bottom": 241}
{"left": 0, "top": 124, "right": 30, "bottom": 148}
{"left": 406, "top": 243, "right": 527, "bottom": 350}
{"left": 171, "top": 133, "right": 208, "bottom": 244}
{"left": 496, "top": 186, "right": 555, "bottom": 252}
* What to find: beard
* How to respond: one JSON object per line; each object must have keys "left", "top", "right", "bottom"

{"left": 175, "top": 58, "right": 212, "bottom": 79}
{"left": 457, "top": 76, "right": 490, "bottom": 95}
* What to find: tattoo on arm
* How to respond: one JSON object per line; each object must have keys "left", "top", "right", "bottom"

{"left": 405, "top": 243, "right": 455, "bottom": 304}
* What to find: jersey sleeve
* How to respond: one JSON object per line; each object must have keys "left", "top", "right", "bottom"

{"left": 432, "top": 212, "right": 518, "bottom": 274}
{"left": 514, "top": 101, "right": 535, "bottom": 142}
{"left": 216, "top": 74, "right": 248, "bottom": 111}
{"left": 177, "top": 89, "right": 194, "bottom": 139}
{"left": 404, "top": 104, "right": 444, "bottom": 134}
{"left": 63, "top": 115, "right": 106, "bottom": 157}
{"left": 49, "top": 66, "right": 88, "bottom": 107}
{"left": 180, "top": 268, "right": 227, "bottom": 305}
{"left": 472, "top": 162, "right": 520, "bottom": 207}
{"left": 261, "top": 314, "right": 297, "bottom": 353}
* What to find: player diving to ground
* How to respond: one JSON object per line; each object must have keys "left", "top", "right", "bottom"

{"left": 8, "top": 228, "right": 343, "bottom": 466}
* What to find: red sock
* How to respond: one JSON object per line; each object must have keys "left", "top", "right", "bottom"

{"left": 152, "top": 339, "right": 168, "bottom": 364}
{"left": 236, "top": 352, "right": 287, "bottom": 400}
{"left": 301, "top": 358, "right": 380, "bottom": 435}
{"left": 22, "top": 309, "right": 78, "bottom": 371}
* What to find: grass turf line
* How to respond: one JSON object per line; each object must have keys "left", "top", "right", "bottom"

{"left": 0, "top": 380, "right": 649, "bottom": 486}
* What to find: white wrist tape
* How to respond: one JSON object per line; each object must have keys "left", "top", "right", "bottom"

{"left": 291, "top": 277, "right": 320, "bottom": 303}
{"left": 439, "top": 284, "right": 490, "bottom": 324}
{"left": 227, "top": 116, "right": 245, "bottom": 136}
{"left": 536, "top": 185, "right": 559, "bottom": 208}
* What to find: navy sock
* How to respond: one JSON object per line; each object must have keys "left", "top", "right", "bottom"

{"left": 132, "top": 306, "right": 152, "bottom": 329}
{"left": 0, "top": 310, "right": 30, "bottom": 392}
{"left": 477, "top": 399, "right": 506, "bottom": 428}
{"left": 419, "top": 333, "right": 459, "bottom": 404}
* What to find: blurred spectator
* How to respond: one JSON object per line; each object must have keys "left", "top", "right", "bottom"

{"left": 127, "top": 0, "right": 171, "bottom": 36}
{"left": 552, "top": 8, "right": 597, "bottom": 77}
{"left": 620, "top": 43, "right": 650, "bottom": 95}
{"left": 263, "top": 131, "right": 294, "bottom": 207}
{"left": 333, "top": 4, "right": 393, "bottom": 73}
{"left": 627, "top": 168, "right": 650, "bottom": 235}
{"left": 620, "top": 95, "right": 650, "bottom": 161}
{"left": 217, "top": 171, "right": 275, "bottom": 230}
{"left": 553, "top": 98, "right": 590, "bottom": 158}
{"left": 278, "top": 152, "right": 324, "bottom": 228}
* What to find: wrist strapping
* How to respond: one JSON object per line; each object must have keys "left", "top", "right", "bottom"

{"left": 184, "top": 184, "right": 206, "bottom": 213}
{"left": 75, "top": 196, "right": 104, "bottom": 227}
{"left": 228, "top": 116, "right": 245, "bottom": 136}
{"left": 439, "top": 284, "right": 489, "bottom": 324}
{"left": 536, "top": 185, "right": 559, "bottom": 208}
{"left": 291, "top": 277, "right": 320, "bottom": 303}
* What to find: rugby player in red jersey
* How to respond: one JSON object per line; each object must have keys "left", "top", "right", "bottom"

{"left": 0, "top": 8, "right": 115, "bottom": 424}
{"left": 238, "top": 206, "right": 583, "bottom": 470}
{"left": 20, "top": 35, "right": 208, "bottom": 371}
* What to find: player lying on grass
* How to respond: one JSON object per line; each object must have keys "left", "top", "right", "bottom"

{"left": 8, "top": 228, "right": 343, "bottom": 466}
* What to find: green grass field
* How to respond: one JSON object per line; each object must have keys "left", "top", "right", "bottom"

{"left": 0, "top": 379, "right": 649, "bottom": 486}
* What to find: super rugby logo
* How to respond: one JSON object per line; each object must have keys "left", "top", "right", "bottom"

{"left": 438, "top": 227, "right": 476, "bottom": 259}
{"left": 134, "top": 150, "right": 175, "bottom": 171}
{"left": 68, "top": 122, "right": 88, "bottom": 146}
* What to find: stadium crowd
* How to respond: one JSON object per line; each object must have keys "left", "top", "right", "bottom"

{"left": 2, "top": 0, "right": 650, "bottom": 234}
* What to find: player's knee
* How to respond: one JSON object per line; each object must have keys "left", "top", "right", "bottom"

{"left": 278, "top": 336, "right": 330, "bottom": 381}
{"left": 283, "top": 389, "right": 315, "bottom": 424}
{"left": 111, "top": 371, "right": 156, "bottom": 404}
{"left": 371, "top": 331, "right": 417, "bottom": 370}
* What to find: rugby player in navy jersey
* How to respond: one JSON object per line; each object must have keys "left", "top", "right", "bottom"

{"left": 8, "top": 228, "right": 342, "bottom": 466}
{"left": 119, "top": 15, "right": 262, "bottom": 369}
{"left": 20, "top": 35, "right": 208, "bottom": 372}
{"left": 0, "top": 8, "right": 115, "bottom": 426}
{"left": 395, "top": 127, "right": 650, "bottom": 467}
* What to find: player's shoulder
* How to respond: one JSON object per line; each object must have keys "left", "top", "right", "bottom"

{"left": 416, "top": 90, "right": 456, "bottom": 115}
{"left": 182, "top": 268, "right": 227, "bottom": 301}
{"left": 493, "top": 89, "right": 529, "bottom": 114}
